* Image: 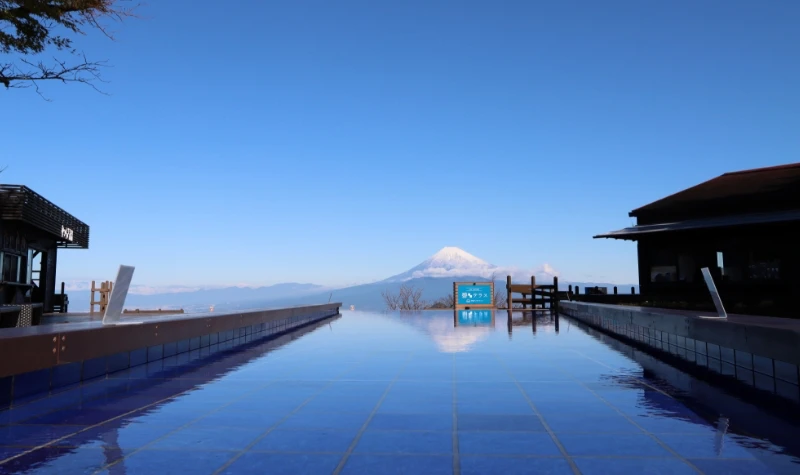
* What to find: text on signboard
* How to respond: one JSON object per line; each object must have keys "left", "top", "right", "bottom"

{"left": 61, "top": 225, "right": 74, "bottom": 242}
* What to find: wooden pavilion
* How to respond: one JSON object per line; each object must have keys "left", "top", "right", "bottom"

{"left": 594, "top": 163, "right": 800, "bottom": 310}
{"left": 0, "top": 185, "right": 89, "bottom": 318}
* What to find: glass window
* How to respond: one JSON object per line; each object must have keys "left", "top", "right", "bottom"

{"left": 2, "top": 253, "right": 20, "bottom": 283}
{"left": 748, "top": 251, "right": 780, "bottom": 281}
{"left": 717, "top": 250, "right": 745, "bottom": 282}
{"left": 650, "top": 248, "right": 677, "bottom": 283}
{"left": 26, "top": 249, "right": 33, "bottom": 284}
{"left": 678, "top": 255, "right": 696, "bottom": 283}
{"left": 650, "top": 266, "right": 677, "bottom": 283}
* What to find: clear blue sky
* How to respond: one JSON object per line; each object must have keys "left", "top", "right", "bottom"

{"left": 4, "top": 0, "right": 799, "bottom": 288}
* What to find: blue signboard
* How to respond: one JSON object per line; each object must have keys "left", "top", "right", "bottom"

{"left": 457, "top": 310, "right": 493, "bottom": 326}
{"left": 456, "top": 284, "right": 493, "bottom": 306}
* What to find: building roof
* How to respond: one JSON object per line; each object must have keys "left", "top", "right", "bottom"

{"left": 594, "top": 209, "right": 800, "bottom": 241}
{"left": 629, "top": 162, "right": 800, "bottom": 221}
{"left": 0, "top": 185, "right": 89, "bottom": 249}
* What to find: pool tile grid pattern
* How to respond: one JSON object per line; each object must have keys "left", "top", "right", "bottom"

{"left": 0, "top": 309, "right": 339, "bottom": 410}
{"left": 0, "top": 312, "right": 342, "bottom": 459}
{"left": 0, "top": 311, "right": 790, "bottom": 474}
{"left": 0, "top": 320, "right": 347, "bottom": 472}
{"left": 562, "top": 306, "right": 800, "bottom": 403}
{"left": 106, "top": 356, "right": 375, "bottom": 475}
{"left": 1, "top": 358, "right": 780, "bottom": 473}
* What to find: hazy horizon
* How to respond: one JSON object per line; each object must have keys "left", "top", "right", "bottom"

{"left": 60, "top": 246, "right": 639, "bottom": 295}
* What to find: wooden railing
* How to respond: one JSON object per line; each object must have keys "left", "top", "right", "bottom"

{"left": 506, "top": 275, "right": 560, "bottom": 311}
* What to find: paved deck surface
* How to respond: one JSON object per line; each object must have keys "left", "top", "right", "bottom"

{"left": 589, "top": 303, "right": 800, "bottom": 331}
{"left": 41, "top": 311, "right": 186, "bottom": 325}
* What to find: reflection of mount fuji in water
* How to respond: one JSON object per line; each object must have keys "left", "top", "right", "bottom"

{"left": 394, "top": 310, "right": 562, "bottom": 352}
{"left": 395, "top": 311, "right": 496, "bottom": 353}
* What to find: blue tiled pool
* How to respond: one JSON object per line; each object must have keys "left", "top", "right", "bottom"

{"left": 0, "top": 311, "right": 798, "bottom": 474}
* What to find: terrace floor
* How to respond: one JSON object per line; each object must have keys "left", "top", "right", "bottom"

{"left": 584, "top": 302, "right": 800, "bottom": 331}
{"left": 40, "top": 311, "right": 187, "bottom": 325}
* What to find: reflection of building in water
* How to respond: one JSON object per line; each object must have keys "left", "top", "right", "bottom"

{"left": 715, "top": 417, "right": 729, "bottom": 456}
{"left": 577, "top": 320, "right": 800, "bottom": 464}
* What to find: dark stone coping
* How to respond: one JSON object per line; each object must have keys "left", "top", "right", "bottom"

{"left": 0, "top": 304, "right": 43, "bottom": 314}
{"left": 560, "top": 302, "right": 800, "bottom": 364}
{"left": 0, "top": 303, "right": 341, "bottom": 408}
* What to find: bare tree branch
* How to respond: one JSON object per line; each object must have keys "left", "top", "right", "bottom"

{"left": 382, "top": 284, "right": 428, "bottom": 311}
{"left": 427, "top": 292, "right": 454, "bottom": 309}
{"left": 1, "top": 54, "right": 108, "bottom": 97}
{"left": 381, "top": 288, "right": 400, "bottom": 311}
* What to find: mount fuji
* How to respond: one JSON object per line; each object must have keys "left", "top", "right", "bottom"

{"left": 200, "top": 247, "right": 566, "bottom": 311}
{"left": 383, "top": 246, "right": 558, "bottom": 283}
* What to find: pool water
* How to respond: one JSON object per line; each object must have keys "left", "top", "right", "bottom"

{"left": 0, "top": 310, "right": 798, "bottom": 474}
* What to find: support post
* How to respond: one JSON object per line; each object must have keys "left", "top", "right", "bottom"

{"left": 531, "top": 276, "right": 536, "bottom": 309}
{"left": 553, "top": 276, "right": 559, "bottom": 313}
{"left": 613, "top": 286, "right": 618, "bottom": 295}
{"left": 101, "top": 281, "right": 109, "bottom": 313}
{"left": 90, "top": 280, "right": 96, "bottom": 314}
{"left": 42, "top": 249, "right": 57, "bottom": 314}
{"left": 506, "top": 275, "right": 511, "bottom": 311}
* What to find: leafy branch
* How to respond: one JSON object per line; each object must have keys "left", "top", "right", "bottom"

{"left": 1, "top": 1, "right": 140, "bottom": 96}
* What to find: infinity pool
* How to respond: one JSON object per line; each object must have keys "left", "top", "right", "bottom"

{"left": 0, "top": 310, "right": 798, "bottom": 474}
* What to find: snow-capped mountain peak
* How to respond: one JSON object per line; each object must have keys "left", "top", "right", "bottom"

{"left": 425, "top": 247, "right": 488, "bottom": 267}
{"left": 383, "top": 247, "right": 558, "bottom": 283}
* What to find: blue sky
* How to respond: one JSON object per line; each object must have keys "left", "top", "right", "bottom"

{"left": 4, "top": 0, "right": 799, "bottom": 288}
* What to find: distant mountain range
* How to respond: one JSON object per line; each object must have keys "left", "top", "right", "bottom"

{"left": 65, "top": 283, "right": 329, "bottom": 312}
{"left": 64, "top": 247, "right": 638, "bottom": 312}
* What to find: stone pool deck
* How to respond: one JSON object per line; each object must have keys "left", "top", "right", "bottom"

{"left": 559, "top": 302, "right": 800, "bottom": 403}
{"left": 0, "top": 303, "right": 341, "bottom": 408}
{"left": 40, "top": 311, "right": 187, "bottom": 324}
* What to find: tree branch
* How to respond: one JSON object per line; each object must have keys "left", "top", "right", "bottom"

{"left": 1, "top": 1, "right": 140, "bottom": 96}
{"left": 1, "top": 54, "right": 109, "bottom": 98}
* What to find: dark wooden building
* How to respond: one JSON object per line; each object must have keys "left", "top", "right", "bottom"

{"left": 0, "top": 185, "right": 89, "bottom": 315}
{"left": 594, "top": 163, "right": 800, "bottom": 310}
